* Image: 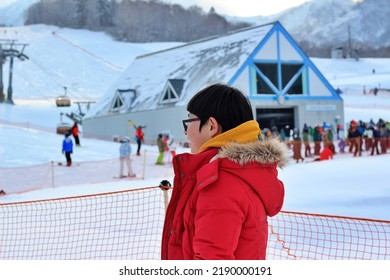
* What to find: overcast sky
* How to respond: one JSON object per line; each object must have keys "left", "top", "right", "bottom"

{"left": 0, "top": 0, "right": 311, "bottom": 17}
{"left": 163, "top": 0, "right": 311, "bottom": 16}
{"left": 0, "top": 0, "right": 16, "bottom": 8}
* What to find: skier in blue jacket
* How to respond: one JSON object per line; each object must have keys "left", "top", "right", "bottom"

{"left": 62, "top": 131, "right": 73, "bottom": 166}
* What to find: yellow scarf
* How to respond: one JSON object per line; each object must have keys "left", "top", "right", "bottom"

{"left": 199, "top": 120, "right": 263, "bottom": 153}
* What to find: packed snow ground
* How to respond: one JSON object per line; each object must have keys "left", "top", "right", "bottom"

{"left": 1, "top": 25, "right": 390, "bottom": 222}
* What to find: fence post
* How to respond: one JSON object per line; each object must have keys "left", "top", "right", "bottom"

{"left": 51, "top": 161, "right": 55, "bottom": 188}
{"left": 159, "top": 180, "right": 172, "bottom": 211}
{"left": 142, "top": 150, "right": 147, "bottom": 180}
{"left": 163, "top": 190, "right": 169, "bottom": 211}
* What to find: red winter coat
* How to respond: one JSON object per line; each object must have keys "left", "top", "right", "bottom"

{"left": 161, "top": 138, "right": 288, "bottom": 260}
{"left": 71, "top": 124, "right": 79, "bottom": 136}
{"left": 135, "top": 128, "right": 144, "bottom": 142}
{"left": 319, "top": 146, "right": 333, "bottom": 160}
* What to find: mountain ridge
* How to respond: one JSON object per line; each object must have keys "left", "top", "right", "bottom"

{"left": 227, "top": 0, "right": 390, "bottom": 57}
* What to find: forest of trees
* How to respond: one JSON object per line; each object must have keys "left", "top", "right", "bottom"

{"left": 25, "top": 0, "right": 252, "bottom": 43}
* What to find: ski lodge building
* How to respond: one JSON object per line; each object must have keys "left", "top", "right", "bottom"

{"left": 83, "top": 21, "right": 344, "bottom": 144}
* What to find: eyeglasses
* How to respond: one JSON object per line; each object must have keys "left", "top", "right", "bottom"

{"left": 182, "top": 117, "right": 200, "bottom": 132}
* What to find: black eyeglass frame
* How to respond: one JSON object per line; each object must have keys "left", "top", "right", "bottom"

{"left": 182, "top": 117, "right": 200, "bottom": 132}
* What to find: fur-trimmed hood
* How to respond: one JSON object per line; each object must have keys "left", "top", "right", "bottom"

{"left": 218, "top": 138, "right": 289, "bottom": 168}
{"left": 199, "top": 120, "right": 289, "bottom": 169}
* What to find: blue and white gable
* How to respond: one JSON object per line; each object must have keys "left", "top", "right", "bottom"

{"left": 230, "top": 22, "right": 340, "bottom": 102}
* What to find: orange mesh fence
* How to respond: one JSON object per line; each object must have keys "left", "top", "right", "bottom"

{"left": 0, "top": 119, "right": 54, "bottom": 134}
{"left": 267, "top": 211, "right": 390, "bottom": 260}
{"left": 0, "top": 163, "right": 54, "bottom": 193}
{"left": 0, "top": 187, "right": 166, "bottom": 260}
{"left": 0, "top": 152, "right": 174, "bottom": 194}
{"left": 0, "top": 187, "right": 389, "bottom": 260}
{"left": 0, "top": 159, "right": 124, "bottom": 194}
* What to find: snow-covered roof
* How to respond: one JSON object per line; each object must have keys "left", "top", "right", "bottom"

{"left": 85, "top": 23, "right": 275, "bottom": 118}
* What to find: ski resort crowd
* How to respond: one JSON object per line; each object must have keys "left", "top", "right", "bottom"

{"left": 262, "top": 117, "right": 390, "bottom": 163}
{"left": 344, "top": 118, "right": 389, "bottom": 157}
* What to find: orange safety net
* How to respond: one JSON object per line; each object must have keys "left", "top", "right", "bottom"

{"left": 0, "top": 187, "right": 389, "bottom": 260}
{"left": 0, "top": 153, "right": 174, "bottom": 195}
{"left": 0, "top": 187, "right": 166, "bottom": 260}
{"left": 0, "top": 159, "right": 125, "bottom": 194}
{"left": 268, "top": 211, "right": 390, "bottom": 260}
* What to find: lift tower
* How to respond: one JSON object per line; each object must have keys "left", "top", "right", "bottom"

{"left": 0, "top": 40, "right": 29, "bottom": 104}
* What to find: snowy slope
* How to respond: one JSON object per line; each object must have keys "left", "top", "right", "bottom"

{"left": 0, "top": 24, "right": 182, "bottom": 101}
{"left": 0, "top": 0, "right": 39, "bottom": 26}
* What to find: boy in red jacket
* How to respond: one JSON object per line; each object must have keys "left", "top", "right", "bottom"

{"left": 161, "top": 84, "right": 288, "bottom": 260}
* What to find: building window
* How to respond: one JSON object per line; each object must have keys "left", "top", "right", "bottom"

{"left": 254, "top": 62, "right": 304, "bottom": 95}
{"left": 281, "top": 63, "right": 303, "bottom": 95}
{"left": 255, "top": 63, "right": 277, "bottom": 95}
{"left": 110, "top": 89, "right": 136, "bottom": 112}
{"left": 162, "top": 87, "right": 177, "bottom": 103}
{"left": 159, "top": 79, "right": 185, "bottom": 105}
{"left": 112, "top": 96, "right": 124, "bottom": 110}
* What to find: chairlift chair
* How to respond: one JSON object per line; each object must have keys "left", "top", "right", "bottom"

{"left": 56, "top": 112, "right": 72, "bottom": 135}
{"left": 56, "top": 86, "right": 71, "bottom": 107}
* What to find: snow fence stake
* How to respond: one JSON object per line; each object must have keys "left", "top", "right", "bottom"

{"left": 51, "top": 161, "right": 55, "bottom": 188}
{"left": 142, "top": 149, "right": 147, "bottom": 180}
{"left": 159, "top": 180, "right": 172, "bottom": 211}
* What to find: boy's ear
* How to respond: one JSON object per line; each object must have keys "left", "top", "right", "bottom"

{"left": 208, "top": 117, "right": 221, "bottom": 137}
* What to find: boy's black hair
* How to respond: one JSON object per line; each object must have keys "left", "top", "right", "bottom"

{"left": 187, "top": 84, "right": 253, "bottom": 132}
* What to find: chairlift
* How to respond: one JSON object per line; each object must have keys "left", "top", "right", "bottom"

{"left": 56, "top": 86, "right": 71, "bottom": 107}
{"left": 65, "top": 112, "right": 83, "bottom": 125}
{"left": 74, "top": 100, "right": 96, "bottom": 116}
{"left": 65, "top": 100, "right": 96, "bottom": 125}
{"left": 56, "top": 112, "right": 72, "bottom": 135}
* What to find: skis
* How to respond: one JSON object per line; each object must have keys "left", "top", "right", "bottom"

{"left": 128, "top": 120, "right": 146, "bottom": 130}
{"left": 128, "top": 120, "right": 137, "bottom": 129}
{"left": 113, "top": 175, "right": 138, "bottom": 179}
{"left": 56, "top": 162, "right": 80, "bottom": 166}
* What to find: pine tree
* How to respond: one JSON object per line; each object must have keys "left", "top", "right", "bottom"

{"left": 97, "top": 0, "right": 113, "bottom": 28}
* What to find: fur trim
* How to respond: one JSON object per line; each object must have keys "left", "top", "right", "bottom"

{"left": 219, "top": 138, "right": 289, "bottom": 168}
